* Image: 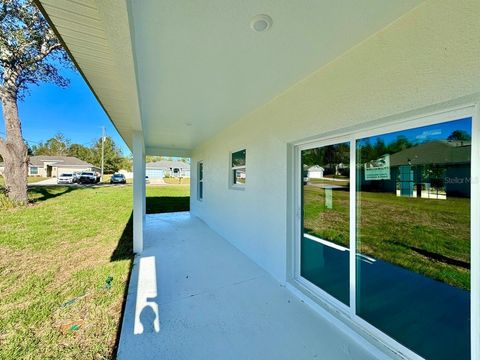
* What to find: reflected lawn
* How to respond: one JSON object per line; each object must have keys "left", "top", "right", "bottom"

{"left": 303, "top": 184, "right": 470, "bottom": 290}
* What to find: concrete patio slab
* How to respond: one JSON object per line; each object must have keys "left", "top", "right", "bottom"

{"left": 117, "top": 212, "right": 379, "bottom": 360}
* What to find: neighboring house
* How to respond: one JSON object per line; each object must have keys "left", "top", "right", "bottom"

{"left": 146, "top": 160, "right": 190, "bottom": 179}
{"left": 28, "top": 156, "right": 100, "bottom": 178}
{"left": 39, "top": 2, "right": 480, "bottom": 360}
{"left": 360, "top": 140, "right": 471, "bottom": 198}
{"left": 307, "top": 165, "right": 324, "bottom": 179}
{"left": 118, "top": 169, "right": 134, "bottom": 179}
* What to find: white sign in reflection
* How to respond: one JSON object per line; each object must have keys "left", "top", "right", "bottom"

{"left": 364, "top": 154, "right": 391, "bottom": 181}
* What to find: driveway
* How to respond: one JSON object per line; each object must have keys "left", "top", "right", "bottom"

{"left": 28, "top": 178, "right": 130, "bottom": 188}
{"left": 29, "top": 178, "right": 58, "bottom": 185}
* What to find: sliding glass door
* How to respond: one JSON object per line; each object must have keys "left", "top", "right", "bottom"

{"left": 297, "top": 113, "right": 474, "bottom": 360}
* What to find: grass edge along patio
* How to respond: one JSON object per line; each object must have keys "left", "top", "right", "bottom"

{"left": 29, "top": 1, "right": 480, "bottom": 360}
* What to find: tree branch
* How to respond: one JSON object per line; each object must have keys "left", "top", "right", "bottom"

{"left": 27, "top": 42, "right": 62, "bottom": 66}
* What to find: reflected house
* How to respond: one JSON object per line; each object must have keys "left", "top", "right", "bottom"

{"left": 360, "top": 140, "right": 471, "bottom": 199}
{"left": 145, "top": 160, "right": 190, "bottom": 179}
{"left": 27, "top": 156, "right": 100, "bottom": 178}
{"left": 307, "top": 165, "right": 324, "bottom": 179}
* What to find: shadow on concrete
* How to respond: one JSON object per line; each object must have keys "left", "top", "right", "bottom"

{"left": 139, "top": 301, "right": 159, "bottom": 334}
{"left": 111, "top": 195, "right": 189, "bottom": 356}
{"left": 146, "top": 196, "right": 190, "bottom": 214}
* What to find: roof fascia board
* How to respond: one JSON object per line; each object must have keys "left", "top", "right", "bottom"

{"left": 35, "top": 0, "right": 142, "bottom": 150}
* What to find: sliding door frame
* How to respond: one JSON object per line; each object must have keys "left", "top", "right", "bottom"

{"left": 292, "top": 103, "right": 479, "bottom": 360}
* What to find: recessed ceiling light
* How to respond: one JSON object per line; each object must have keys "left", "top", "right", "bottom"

{"left": 250, "top": 14, "right": 272, "bottom": 32}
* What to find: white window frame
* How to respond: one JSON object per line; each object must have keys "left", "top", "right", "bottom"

{"left": 230, "top": 149, "right": 246, "bottom": 189}
{"left": 197, "top": 161, "right": 204, "bottom": 201}
{"left": 291, "top": 103, "right": 480, "bottom": 360}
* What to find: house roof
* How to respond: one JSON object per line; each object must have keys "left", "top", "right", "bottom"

{"left": 146, "top": 160, "right": 190, "bottom": 170}
{"left": 389, "top": 141, "right": 471, "bottom": 166}
{"left": 308, "top": 165, "right": 324, "bottom": 171}
{"left": 29, "top": 156, "right": 97, "bottom": 168}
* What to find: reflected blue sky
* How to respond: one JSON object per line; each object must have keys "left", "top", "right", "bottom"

{"left": 358, "top": 117, "right": 472, "bottom": 147}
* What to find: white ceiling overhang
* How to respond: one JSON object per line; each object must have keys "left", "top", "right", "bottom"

{"left": 37, "top": 0, "right": 142, "bottom": 149}
{"left": 37, "top": 0, "right": 422, "bottom": 155}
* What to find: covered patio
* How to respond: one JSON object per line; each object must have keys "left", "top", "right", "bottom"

{"left": 117, "top": 212, "right": 381, "bottom": 360}
{"left": 37, "top": 1, "right": 480, "bottom": 359}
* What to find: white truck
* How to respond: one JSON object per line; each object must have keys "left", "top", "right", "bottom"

{"left": 78, "top": 171, "right": 100, "bottom": 184}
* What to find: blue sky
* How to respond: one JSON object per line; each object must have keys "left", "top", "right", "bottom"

{"left": 359, "top": 117, "right": 472, "bottom": 146}
{"left": 0, "top": 67, "right": 131, "bottom": 156}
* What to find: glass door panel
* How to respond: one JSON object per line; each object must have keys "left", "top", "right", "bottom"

{"left": 356, "top": 118, "right": 471, "bottom": 360}
{"left": 301, "top": 142, "right": 350, "bottom": 305}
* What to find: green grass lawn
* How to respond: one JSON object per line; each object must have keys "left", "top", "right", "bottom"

{"left": 308, "top": 178, "right": 350, "bottom": 187}
{"left": 303, "top": 184, "right": 470, "bottom": 290}
{"left": 0, "top": 183, "right": 189, "bottom": 359}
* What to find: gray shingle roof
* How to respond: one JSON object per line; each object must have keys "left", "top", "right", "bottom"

{"left": 29, "top": 156, "right": 96, "bottom": 167}
{"left": 389, "top": 141, "right": 470, "bottom": 166}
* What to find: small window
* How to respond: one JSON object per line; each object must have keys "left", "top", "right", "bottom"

{"left": 231, "top": 149, "right": 246, "bottom": 186}
{"left": 30, "top": 166, "right": 38, "bottom": 175}
{"left": 197, "top": 161, "right": 204, "bottom": 200}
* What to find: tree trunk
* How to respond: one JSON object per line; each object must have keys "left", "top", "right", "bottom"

{"left": 0, "top": 91, "right": 28, "bottom": 204}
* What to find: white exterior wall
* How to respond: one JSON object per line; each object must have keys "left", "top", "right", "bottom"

{"left": 54, "top": 167, "right": 99, "bottom": 177}
{"left": 190, "top": 0, "right": 480, "bottom": 282}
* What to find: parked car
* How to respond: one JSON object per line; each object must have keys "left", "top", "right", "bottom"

{"left": 57, "top": 173, "right": 75, "bottom": 184}
{"left": 110, "top": 173, "right": 126, "bottom": 184}
{"left": 78, "top": 171, "right": 99, "bottom": 184}
{"left": 72, "top": 171, "right": 82, "bottom": 183}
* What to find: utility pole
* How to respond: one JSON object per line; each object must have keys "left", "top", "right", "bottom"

{"left": 101, "top": 126, "right": 106, "bottom": 180}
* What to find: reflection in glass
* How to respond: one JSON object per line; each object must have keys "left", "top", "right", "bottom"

{"left": 234, "top": 169, "right": 246, "bottom": 184}
{"left": 232, "top": 149, "right": 246, "bottom": 167}
{"left": 301, "top": 142, "right": 350, "bottom": 305}
{"left": 198, "top": 162, "right": 204, "bottom": 200}
{"left": 356, "top": 118, "right": 471, "bottom": 360}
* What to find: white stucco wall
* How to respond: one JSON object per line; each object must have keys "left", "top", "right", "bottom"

{"left": 190, "top": 0, "right": 480, "bottom": 282}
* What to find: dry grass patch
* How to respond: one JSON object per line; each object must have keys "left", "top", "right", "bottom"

{"left": 0, "top": 184, "right": 190, "bottom": 359}
{"left": 0, "top": 185, "right": 133, "bottom": 359}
